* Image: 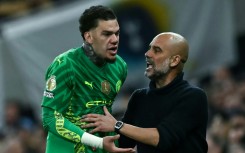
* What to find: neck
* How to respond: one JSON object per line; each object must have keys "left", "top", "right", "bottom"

{"left": 82, "top": 43, "right": 106, "bottom": 67}
{"left": 155, "top": 76, "right": 172, "bottom": 88}
{"left": 155, "top": 71, "right": 179, "bottom": 88}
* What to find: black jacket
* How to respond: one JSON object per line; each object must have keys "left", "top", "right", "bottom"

{"left": 119, "top": 73, "right": 208, "bottom": 153}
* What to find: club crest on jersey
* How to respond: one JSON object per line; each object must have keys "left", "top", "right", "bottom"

{"left": 101, "top": 80, "right": 111, "bottom": 95}
{"left": 46, "top": 75, "right": 56, "bottom": 91}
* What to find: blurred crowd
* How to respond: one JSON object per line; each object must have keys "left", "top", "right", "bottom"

{"left": 0, "top": 99, "right": 46, "bottom": 153}
{"left": 0, "top": 0, "right": 78, "bottom": 23}
{"left": 201, "top": 66, "right": 245, "bottom": 153}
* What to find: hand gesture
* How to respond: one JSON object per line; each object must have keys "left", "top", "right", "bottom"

{"left": 81, "top": 106, "right": 116, "bottom": 133}
{"left": 103, "top": 135, "right": 135, "bottom": 153}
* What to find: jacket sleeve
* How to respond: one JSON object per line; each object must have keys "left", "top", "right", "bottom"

{"left": 119, "top": 90, "right": 139, "bottom": 148}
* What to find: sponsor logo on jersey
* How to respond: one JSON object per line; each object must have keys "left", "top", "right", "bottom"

{"left": 86, "top": 100, "right": 113, "bottom": 108}
{"left": 116, "top": 80, "right": 122, "bottom": 93}
{"left": 101, "top": 80, "right": 111, "bottom": 95}
{"left": 46, "top": 75, "right": 56, "bottom": 91}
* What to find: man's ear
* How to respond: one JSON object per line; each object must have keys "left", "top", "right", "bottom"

{"left": 170, "top": 55, "right": 181, "bottom": 67}
{"left": 84, "top": 32, "right": 92, "bottom": 44}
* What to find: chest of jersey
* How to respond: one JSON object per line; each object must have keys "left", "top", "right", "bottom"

{"left": 71, "top": 60, "right": 123, "bottom": 115}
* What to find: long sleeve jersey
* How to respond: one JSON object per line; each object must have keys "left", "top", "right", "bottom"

{"left": 119, "top": 73, "right": 208, "bottom": 153}
{"left": 41, "top": 47, "right": 127, "bottom": 153}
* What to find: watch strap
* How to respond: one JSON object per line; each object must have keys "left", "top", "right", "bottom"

{"left": 114, "top": 121, "right": 124, "bottom": 134}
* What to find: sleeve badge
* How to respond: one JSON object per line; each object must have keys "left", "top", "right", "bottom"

{"left": 46, "top": 75, "right": 56, "bottom": 91}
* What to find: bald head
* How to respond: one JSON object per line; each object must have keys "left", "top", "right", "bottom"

{"left": 153, "top": 32, "right": 189, "bottom": 63}
{"left": 145, "top": 32, "right": 189, "bottom": 86}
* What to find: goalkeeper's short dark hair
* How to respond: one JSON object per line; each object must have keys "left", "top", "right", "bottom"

{"left": 79, "top": 5, "right": 117, "bottom": 40}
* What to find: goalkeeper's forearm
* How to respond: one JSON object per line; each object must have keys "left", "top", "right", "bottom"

{"left": 81, "top": 132, "right": 103, "bottom": 148}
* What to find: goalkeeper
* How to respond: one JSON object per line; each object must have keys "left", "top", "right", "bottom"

{"left": 41, "top": 5, "right": 134, "bottom": 153}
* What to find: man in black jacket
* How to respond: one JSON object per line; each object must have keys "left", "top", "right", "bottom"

{"left": 81, "top": 32, "right": 208, "bottom": 153}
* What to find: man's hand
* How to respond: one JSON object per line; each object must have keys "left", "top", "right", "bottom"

{"left": 103, "top": 135, "right": 135, "bottom": 153}
{"left": 81, "top": 106, "right": 116, "bottom": 133}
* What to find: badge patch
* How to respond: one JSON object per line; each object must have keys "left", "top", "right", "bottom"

{"left": 101, "top": 80, "right": 111, "bottom": 95}
{"left": 116, "top": 80, "right": 122, "bottom": 93}
{"left": 46, "top": 75, "right": 56, "bottom": 91}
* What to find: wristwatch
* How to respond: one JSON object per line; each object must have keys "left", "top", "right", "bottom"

{"left": 114, "top": 121, "right": 124, "bottom": 134}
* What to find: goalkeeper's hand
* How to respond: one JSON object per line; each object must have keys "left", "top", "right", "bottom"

{"left": 103, "top": 134, "right": 135, "bottom": 153}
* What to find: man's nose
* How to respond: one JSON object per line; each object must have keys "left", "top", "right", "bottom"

{"left": 110, "top": 34, "right": 119, "bottom": 43}
{"left": 145, "top": 49, "right": 151, "bottom": 57}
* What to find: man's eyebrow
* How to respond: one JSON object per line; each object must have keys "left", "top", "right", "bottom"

{"left": 152, "top": 45, "right": 162, "bottom": 51}
{"left": 102, "top": 29, "right": 120, "bottom": 34}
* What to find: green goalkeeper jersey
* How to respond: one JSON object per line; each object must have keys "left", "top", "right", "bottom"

{"left": 41, "top": 47, "right": 127, "bottom": 153}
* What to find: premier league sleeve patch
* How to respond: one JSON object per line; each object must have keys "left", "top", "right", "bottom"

{"left": 46, "top": 75, "right": 56, "bottom": 91}
{"left": 43, "top": 75, "right": 56, "bottom": 98}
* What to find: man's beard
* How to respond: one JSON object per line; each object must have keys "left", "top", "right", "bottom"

{"left": 145, "top": 58, "right": 170, "bottom": 80}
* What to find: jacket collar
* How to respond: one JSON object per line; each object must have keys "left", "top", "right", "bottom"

{"left": 148, "top": 72, "right": 184, "bottom": 93}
